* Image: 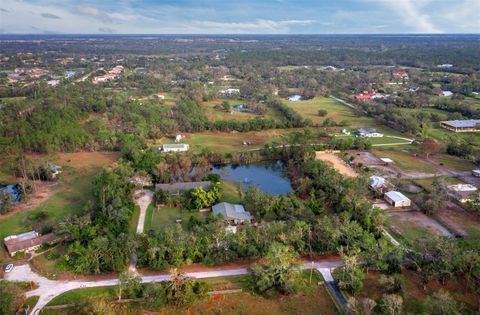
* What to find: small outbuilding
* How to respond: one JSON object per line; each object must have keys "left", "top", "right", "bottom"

{"left": 369, "top": 175, "right": 387, "bottom": 192}
{"left": 212, "top": 202, "right": 252, "bottom": 225}
{"left": 384, "top": 191, "right": 411, "bottom": 208}
{"left": 160, "top": 143, "right": 189, "bottom": 153}
{"left": 472, "top": 170, "right": 480, "bottom": 177}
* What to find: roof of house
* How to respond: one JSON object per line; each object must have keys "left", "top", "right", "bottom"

{"left": 212, "top": 202, "right": 252, "bottom": 221}
{"left": 441, "top": 119, "right": 480, "bottom": 128}
{"left": 380, "top": 158, "right": 394, "bottom": 163}
{"left": 155, "top": 181, "right": 210, "bottom": 193}
{"left": 162, "top": 143, "right": 189, "bottom": 149}
{"left": 4, "top": 233, "right": 55, "bottom": 254}
{"left": 385, "top": 191, "right": 410, "bottom": 203}
{"left": 357, "top": 128, "right": 377, "bottom": 134}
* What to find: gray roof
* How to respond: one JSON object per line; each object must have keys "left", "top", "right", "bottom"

{"left": 385, "top": 191, "right": 410, "bottom": 203}
{"left": 441, "top": 120, "right": 480, "bottom": 128}
{"left": 212, "top": 202, "right": 252, "bottom": 221}
{"left": 163, "top": 143, "right": 189, "bottom": 149}
{"left": 155, "top": 181, "right": 210, "bottom": 193}
{"left": 356, "top": 127, "right": 377, "bottom": 134}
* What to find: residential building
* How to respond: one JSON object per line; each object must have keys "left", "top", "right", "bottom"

{"left": 219, "top": 88, "right": 240, "bottom": 97}
{"left": 155, "top": 181, "right": 211, "bottom": 195}
{"left": 160, "top": 143, "right": 189, "bottom": 152}
{"left": 356, "top": 128, "right": 384, "bottom": 138}
{"left": 4, "top": 231, "right": 55, "bottom": 256}
{"left": 384, "top": 191, "right": 411, "bottom": 208}
{"left": 129, "top": 174, "right": 153, "bottom": 187}
{"left": 440, "top": 120, "right": 480, "bottom": 133}
{"left": 393, "top": 70, "right": 409, "bottom": 79}
{"left": 472, "top": 170, "right": 480, "bottom": 177}
{"left": 212, "top": 202, "right": 253, "bottom": 224}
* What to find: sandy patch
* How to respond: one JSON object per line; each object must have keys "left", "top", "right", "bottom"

{"left": 315, "top": 151, "right": 358, "bottom": 177}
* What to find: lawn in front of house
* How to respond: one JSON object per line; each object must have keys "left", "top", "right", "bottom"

{"left": 144, "top": 205, "right": 206, "bottom": 232}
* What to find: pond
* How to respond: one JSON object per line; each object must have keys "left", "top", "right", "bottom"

{"left": 0, "top": 183, "right": 22, "bottom": 206}
{"left": 212, "top": 160, "right": 293, "bottom": 195}
{"left": 287, "top": 94, "right": 313, "bottom": 101}
{"left": 232, "top": 104, "right": 252, "bottom": 113}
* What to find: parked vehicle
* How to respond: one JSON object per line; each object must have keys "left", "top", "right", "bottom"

{"left": 4, "top": 263, "right": 14, "bottom": 273}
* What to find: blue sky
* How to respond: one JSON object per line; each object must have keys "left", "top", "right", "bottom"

{"left": 1, "top": 0, "right": 479, "bottom": 34}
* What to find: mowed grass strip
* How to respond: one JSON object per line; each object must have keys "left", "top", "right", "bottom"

{"left": 372, "top": 149, "right": 436, "bottom": 173}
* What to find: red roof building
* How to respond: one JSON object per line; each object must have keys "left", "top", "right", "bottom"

{"left": 393, "top": 70, "right": 409, "bottom": 79}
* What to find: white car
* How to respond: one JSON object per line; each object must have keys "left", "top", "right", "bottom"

{"left": 4, "top": 263, "right": 14, "bottom": 273}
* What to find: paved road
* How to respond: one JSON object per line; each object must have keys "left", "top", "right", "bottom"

{"left": 317, "top": 267, "right": 348, "bottom": 312}
{"left": 6, "top": 261, "right": 343, "bottom": 314}
{"left": 134, "top": 190, "right": 153, "bottom": 234}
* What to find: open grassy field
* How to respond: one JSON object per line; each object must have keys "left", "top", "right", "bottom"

{"left": 413, "top": 176, "right": 464, "bottom": 192}
{"left": 0, "top": 152, "right": 119, "bottom": 262}
{"left": 283, "top": 97, "right": 374, "bottom": 128}
{"left": 429, "top": 124, "right": 480, "bottom": 146}
{"left": 371, "top": 149, "right": 437, "bottom": 173}
{"left": 349, "top": 270, "right": 478, "bottom": 314}
{"left": 153, "top": 129, "right": 297, "bottom": 154}
{"left": 433, "top": 154, "right": 478, "bottom": 172}
{"left": 45, "top": 270, "right": 336, "bottom": 315}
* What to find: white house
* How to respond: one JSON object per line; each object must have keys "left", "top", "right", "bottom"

{"left": 356, "top": 128, "right": 384, "bottom": 138}
{"left": 472, "top": 170, "right": 480, "bottom": 177}
{"left": 447, "top": 184, "right": 477, "bottom": 203}
{"left": 160, "top": 144, "right": 189, "bottom": 153}
{"left": 384, "top": 191, "right": 411, "bottom": 208}
{"left": 219, "top": 88, "right": 240, "bottom": 97}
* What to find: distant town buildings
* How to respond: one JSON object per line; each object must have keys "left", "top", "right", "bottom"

{"left": 437, "top": 64, "right": 454, "bottom": 68}
{"left": 393, "top": 70, "right": 409, "bottom": 79}
{"left": 219, "top": 88, "right": 240, "bottom": 97}
{"left": 440, "top": 120, "right": 480, "bottom": 133}
{"left": 93, "top": 65, "right": 124, "bottom": 84}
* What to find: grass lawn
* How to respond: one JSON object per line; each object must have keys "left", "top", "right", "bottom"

{"left": 284, "top": 97, "right": 374, "bottom": 128}
{"left": 129, "top": 205, "right": 141, "bottom": 234}
{"left": 219, "top": 181, "right": 242, "bottom": 204}
{"left": 433, "top": 154, "right": 477, "bottom": 172}
{"left": 371, "top": 149, "right": 436, "bottom": 173}
{"left": 144, "top": 206, "right": 206, "bottom": 232}
{"left": 45, "top": 271, "right": 336, "bottom": 315}
{"left": 154, "top": 129, "right": 297, "bottom": 154}
{"left": 413, "top": 176, "right": 464, "bottom": 192}
{"left": 429, "top": 125, "right": 480, "bottom": 146}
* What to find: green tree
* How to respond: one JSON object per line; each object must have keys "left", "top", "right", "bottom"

{"left": 376, "top": 294, "right": 403, "bottom": 315}
{"left": 249, "top": 243, "right": 299, "bottom": 295}
{"left": 117, "top": 271, "right": 142, "bottom": 301}
{"left": 333, "top": 250, "right": 365, "bottom": 294}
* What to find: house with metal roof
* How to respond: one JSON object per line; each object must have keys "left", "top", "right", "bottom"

{"left": 159, "top": 143, "right": 190, "bottom": 152}
{"left": 356, "top": 128, "right": 384, "bottom": 138}
{"left": 155, "top": 181, "right": 210, "bottom": 195}
{"left": 384, "top": 191, "right": 411, "bottom": 208}
{"left": 440, "top": 120, "right": 480, "bottom": 133}
{"left": 212, "top": 202, "right": 252, "bottom": 224}
{"left": 4, "top": 231, "right": 56, "bottom": 256}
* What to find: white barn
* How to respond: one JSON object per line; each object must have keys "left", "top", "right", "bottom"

{"left": 384, "top": 191, "right": 411, "bottom": 208}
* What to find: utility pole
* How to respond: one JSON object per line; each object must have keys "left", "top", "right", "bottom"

{"left": 309, "top": 261, "right": 314, "bottom": 285}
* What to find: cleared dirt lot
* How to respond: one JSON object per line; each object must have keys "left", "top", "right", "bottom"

{"left": 316, "top": 151, "right": 358, "bottom": 177}
{"left": 434, "top": 202, "right": 480, "bottom": 238}
{"left": 388, "top": 211, "right": 454, "bottom": 241}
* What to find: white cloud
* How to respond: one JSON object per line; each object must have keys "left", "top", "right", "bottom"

{"left": 191, "top": 19, "right": 316, "bottom": 34}
{"left": 369, "top": 0, "right": 441, "bottom": 33}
